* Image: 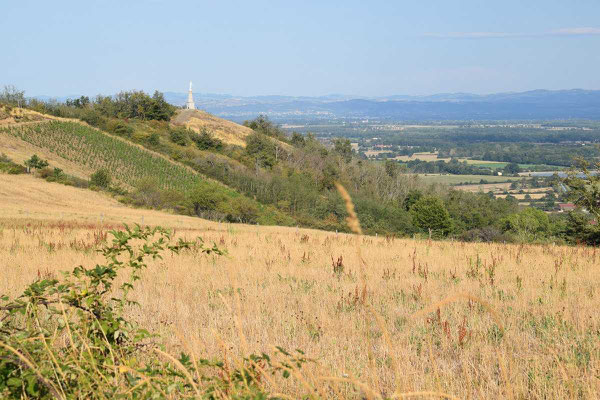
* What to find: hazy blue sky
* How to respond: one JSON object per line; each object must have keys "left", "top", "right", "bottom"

{"left": 2, "top": 0, "right": 599, "bottom": 97}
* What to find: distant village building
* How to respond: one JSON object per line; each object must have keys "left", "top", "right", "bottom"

{"left": 558, "top": 203, "right": 576, "bottom": 212}
{"left": 185, "top": 81, "right": 196, "bottom": 110}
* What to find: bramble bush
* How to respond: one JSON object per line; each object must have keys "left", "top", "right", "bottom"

{"left": 0, "top": 225, "right": 307, "bottom": 399}
{"left": 0, "top": 153, "right": 26, "bottom": 175}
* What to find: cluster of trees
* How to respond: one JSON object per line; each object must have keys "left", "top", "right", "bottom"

{"left": 562, "top": 159, "right": 600, "bottom": 245}
{"left": 399, "top": 159, "right": 496, "bottom": 175}
{"left": 159, "top": 116, "right": 526, "bottom": 237}
{"left": 450, "top": 143, "right": 599, "bottom": 167}
{"left": 0, "top": 85, "right": 26, "bottom": 108}
{"left": 243, "top": 115, "right": 288, "bottom": 141}
{"left": 28, "top": 90, "right": 176, "bottom": 123}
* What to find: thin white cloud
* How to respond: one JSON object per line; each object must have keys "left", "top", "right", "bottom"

{"left": 423, "top": 32, "right": 521, "bottom": 39}
{"left": 553, "top": 27, "right": 600, "bottom": 35}
{"left": 423, "top": 27, "right": 600, "bottom": 39}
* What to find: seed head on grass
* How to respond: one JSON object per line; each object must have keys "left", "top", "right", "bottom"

{"left": 335, "top": 182, "right": 362, "bottom": 235}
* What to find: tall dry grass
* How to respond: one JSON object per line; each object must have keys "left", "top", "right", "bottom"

{"left": 1, "top": 180, "right": 599, "bottom": 398}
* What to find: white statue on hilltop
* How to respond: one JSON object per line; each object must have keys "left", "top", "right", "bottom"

{"left": 186, "top": 81, "right": 196, "bottom": 110}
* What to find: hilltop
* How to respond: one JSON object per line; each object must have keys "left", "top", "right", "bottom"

{"left": 171, "top": 109, "right": 254, "bottom": 147}
{"left": 171, "top": 109, "right": 292, "bottom": 150}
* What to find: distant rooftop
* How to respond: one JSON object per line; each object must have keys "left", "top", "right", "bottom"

{"left": 558, "top": 203, "right": 576, "bottom": 211}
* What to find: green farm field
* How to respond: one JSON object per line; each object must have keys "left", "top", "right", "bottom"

{"left": 418, "top": 174, "right": 523, "bottom": 185}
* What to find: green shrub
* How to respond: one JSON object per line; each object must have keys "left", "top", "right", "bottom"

{"left": 106, "top": 119, "right": 133, "bottom": 137}
{"left": 245, "top": 132, "right": 276, "bottom": 168}
{"left": 36, "top": 167, "right": 54, "bottom": 179}
{"left": 79, "top": 109, "right": 105, "bottom": 127}
{"left": 0, "top": 153, "right": 25, "bottom": 174}
{"left": 0, "top": 106, "right": 10, "bottom": 120}
{"left": 146, "top": 132, "right": 160, "bottom": 146}
{"left": 229, "top": 197, "right": 259, "bottom": 224}
{"left": 90, "top": 168, "right": 112, "bottom": 188}
{"left": 7, "top": 165, "right": 26, "bottom": 174}
{"left": 501, "top": 208, "right": 551, "bottom": 241}
{"left": 187, "top": 183, "right": 227, "bottom": 215}
{"left": 169, "top": 127, "right": 189, "bottom": 146}
{"left": 190, "top": 128, "right": 223, "bottom": 150}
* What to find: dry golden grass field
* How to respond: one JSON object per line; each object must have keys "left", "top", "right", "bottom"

{"left": 172, "top": 109, "right": 254, "bottom": 147}
{"left": 496, "top": 193, "right": 548, "bottom": 200}
{"left": 1, "top": 175, "right": 599, "bottom": 398}
{"left": 455, "top": 182, "right": 514, "bottom": 193}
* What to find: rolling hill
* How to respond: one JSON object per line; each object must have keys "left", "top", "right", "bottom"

{"left": 0, "top": 110, "right": 291, "bottom": 225}
{"left": 171, "top": 108, "right": 292, "bottom": 150}
{"left": 171, "top": 109, "right": 255, "bottom": 147}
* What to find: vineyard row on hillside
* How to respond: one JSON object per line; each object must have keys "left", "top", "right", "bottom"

{"left": 0, "top": 121, "right": 200, "bottom": 191}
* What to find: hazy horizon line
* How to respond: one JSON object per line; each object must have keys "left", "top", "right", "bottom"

{"left": 27, "top": 87, "right": 600, "bottom": 100}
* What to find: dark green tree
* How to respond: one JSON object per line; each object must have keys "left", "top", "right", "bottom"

{"left": 24, "top": 154, "right": 49, "bottom": 172}
{"left": 187, "top": 184, "right": 225, "bottom": 216}
{"left": 333, "top": 138, "right": 353, "bottom": 162}
{"left": 503, "top": 162, "right": 522, "bottom": 176}
{"left": 320, "top": 163, "right": 339, "bottom": 190}
{"left": 146, "top": 132, "right": 160, "bottom": 146}
{"left": 90, "top": 168, "right": 112, "bottom": 188}
{"left": 385, "top": 160, "right": 399, "bottom": 178}
{"left": 562, "top": 158, "right": 600, "bottom": 244}
{"left": 410, "top": 196, "right": 453, "bottom": 237}
{"left": 243, "top": 115, "right": 287, "bottom": 140}
{"left": 290, "top": 132, "right": 306, "bottom": 147}
{"left": 190, "top": 128, "right": 223, "bottom": 150}
{"left": 403, "top": 190, "right": 422, "bottom": 211}
{"left": 245, "top": 133, "right": 276, "bottom": 168}
{"left": 563, "top": 158, "right": 600, "bottom": 219}
{"left": 149, "top": 90, "right": 174, "bottom": 121}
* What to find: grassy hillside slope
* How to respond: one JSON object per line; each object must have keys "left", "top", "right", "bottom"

{"left": 1, "top": 121, "right": 200, "bottom": 191}
{"left": 1, "top": 177, "right": 598, "bottom": 399}
{"left": 0, "top": 132, "right": 95, "bottom": 179}
{"left": 171, "top": 109, "right": 292, "bottom": 151}
{"left": 0, "top": 174, "right": 215, "bottom": 227}
{"left": 172, "top": 109, "right": 254, "bottom": 146}
{"left": 0, "top": 119, "right": 293, "bottom": 225}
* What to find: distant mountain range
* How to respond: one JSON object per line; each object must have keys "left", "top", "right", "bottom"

{"left": 162, "top": 89, "right": 600, "bottom": 121}
{"left": 33, "top": 89, "right": 600, "bottom": 121}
